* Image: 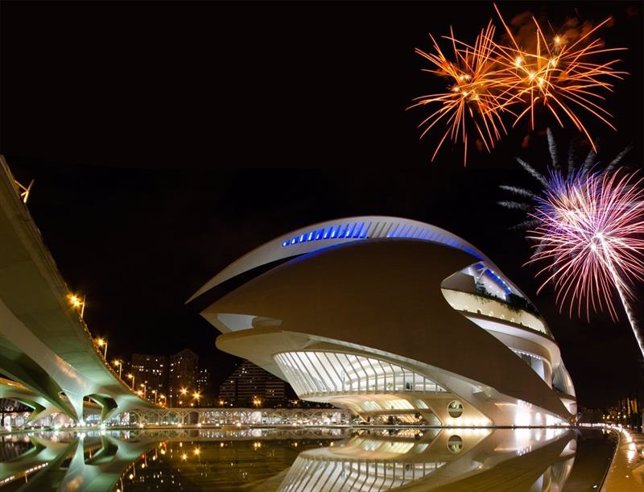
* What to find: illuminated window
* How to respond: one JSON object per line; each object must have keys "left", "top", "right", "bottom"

{"left": 274, "top": 351, "right": 446, "bottom": 397}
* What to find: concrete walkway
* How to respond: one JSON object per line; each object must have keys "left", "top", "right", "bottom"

{"left": 602, "top": 425, "right": 644, "bottom": 491}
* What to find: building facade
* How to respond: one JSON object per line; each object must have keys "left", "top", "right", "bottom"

{"left": 130, "top": 353, "right": 168, "bottom": 401}
{"left": 191, "top": 216, "right": 576, "bottom": 426}
{"left": 168, "top": 349, "right": 198, "bottom": 406}
{"left": 218, "top": 360, "right": 286, "bottom": 407}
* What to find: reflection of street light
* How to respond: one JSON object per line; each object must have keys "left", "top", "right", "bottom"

{"left": 95, "top": 337, "right": 108, "bottom": 359}
{"left": 127, "top": 373, "right": 135, "bottom": 389}
{"left": 67, "top": 293, "right": 86, "bottom": 318}
{"left": 112, "top": 359, "right": 123, "bottom": 378}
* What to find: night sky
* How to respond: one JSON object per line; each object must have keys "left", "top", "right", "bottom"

{"left": 1, "top": 1, "right": 642, "bottom": 409}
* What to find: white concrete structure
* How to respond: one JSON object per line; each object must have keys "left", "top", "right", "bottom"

{"left": 192, "top": 217, "right": 577, "bottom": 427}
{"left": 0, "top": 157, "right": 155, "bottom": 423}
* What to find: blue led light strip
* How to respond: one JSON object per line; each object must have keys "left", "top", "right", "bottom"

{"left": 281, "top": 222, "right": 368, "bottom": 248}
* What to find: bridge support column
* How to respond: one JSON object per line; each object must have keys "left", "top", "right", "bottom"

{"left": 67, "top": 394, "right": 85, "bottom": 425}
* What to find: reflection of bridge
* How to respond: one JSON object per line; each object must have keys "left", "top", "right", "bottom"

{"left": 0, "top": 157, "right": 155, "bottom": 424}
{"left": 129, "top": 407, "right": 351, "bottom": 425}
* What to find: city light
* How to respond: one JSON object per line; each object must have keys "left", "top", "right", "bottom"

{"left": 112, "top": 359, "right": 123, "bottom": 378}
{"left": 67, "top": 293, "right": 86, "bottom": 317}
{"left": 95, "top": 337, "right": 108, "bottom": 359}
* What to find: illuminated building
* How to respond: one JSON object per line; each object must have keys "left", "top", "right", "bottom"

{"left": 168, "top": 349, "right": 198, "bottom": 406}
{"left": 191, "top": 217, "right": 576, "bottom": 426}
{"left": 130, "top": 353, "right": 168, "bottom": 396}
{"left": 218, "top": 360, "right": 286, "bottom": 407}
{"left": 196, "top": 368, "right": 210, "bottom": 392}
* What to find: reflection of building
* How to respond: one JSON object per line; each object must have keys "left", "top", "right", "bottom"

{"left": 191, "top": 217, "right": 576, "bottom": 426}
{"left": 130, "top": 354, "right": 167, "bottom": 397}
{"left": 218, "top": 360, "right": 286, "bottom": 407}
{"left": 168, "top": 349, "right": 198, "bottom": 406}
{"left": 279, "top": 428, "right": 576, "bottom": 491}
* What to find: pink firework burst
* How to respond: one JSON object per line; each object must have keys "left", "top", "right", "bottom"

{"left": 527, "top": 169, "right": 644, "bottom": 357}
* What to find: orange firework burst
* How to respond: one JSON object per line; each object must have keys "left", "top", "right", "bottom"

{"left": 409, "top": 22, "right": 513, "bottom": 165}
{"left": 492, "top": 4, "right": 627, "bottom": 150}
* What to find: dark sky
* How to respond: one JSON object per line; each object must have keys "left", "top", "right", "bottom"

{"left": 1, "top": 1, "right": 642, "bottom": 408}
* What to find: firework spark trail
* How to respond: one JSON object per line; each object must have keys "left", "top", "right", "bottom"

{"left": 527, "top": 170, "right": 644, "bottom": 358}
{"left": 409, "top": 22, "right": 513, "bottom": 165}
{"left": 491, "top": 4, "right": 627, "bottom": 151}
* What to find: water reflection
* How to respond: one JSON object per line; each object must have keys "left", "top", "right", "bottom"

{"left": 0, "top": 427, "right": 613, "bottom": 491}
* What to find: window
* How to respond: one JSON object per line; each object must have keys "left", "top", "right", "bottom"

{"left": 447, "top": 400, "right": 464, "bottom": 418}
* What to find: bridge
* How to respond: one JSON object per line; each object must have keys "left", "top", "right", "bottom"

{"left": 0, "top": 156, "right": 156, "bottom": 423}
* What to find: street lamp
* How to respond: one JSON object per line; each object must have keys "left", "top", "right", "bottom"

{"left": 112, "top": 359, "right": 123, "bottom": 378}
{"left": 151, "top": 389, "right": 158, "bottom": 404}
{"left": 140, "top": 383, "right": 147, "bottom": 399}
{"left": 95, "top": 337, "right": 108, "bottom": 359}
{"left": 193, "top": 391, "right": 201, "bottom": 407}
{"left": 67, "top": 293, "right": 86, "bottom": 318}
{"left": 126, "top": 373, "right": 135, "bottom": 389}
{"left": 159, "top": 394, "right": 166, "bottom": 406}
{"left": 252, "top": 396, "right": 262, "bottom": 408}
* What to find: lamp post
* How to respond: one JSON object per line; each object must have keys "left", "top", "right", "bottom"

{"left": 179, "top": 387, "right": 188, "bottom": 406}
{"left": 112, "top": 359, "right": 123, "bottom": 378}
{"left": 140, "top": 383, "right": 147, "bottom": 399}
{"left": 95, "top": 338, "right": 108, "bottom": 359}
{"left": 151, "top": 389, "right": 158, "bottom": 404}
{"left": 127, "top": 373, "right": 135, "bottom": 389}
{"left": 193, "top": 391, "right": 201, "bottom": 408}
{"left": 159, "top": 394, "right": 166, "bottom": 406}
{"left": 67, "top": 293, "right": 86, "bottom": 318}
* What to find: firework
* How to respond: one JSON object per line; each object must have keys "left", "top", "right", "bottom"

{"left": 410, "top": 6, "right": 627, "bottom": 164}
{"left": 409, "top": 22, "right": 512, "bottom": 165}
{"left": 527, "top": 169, "right": 644, "bottom": 358}
{"left": 498, "top": 128, "right": 631, "bottom": 230}
{"left": 492, "top": 4, "right": 627, "bottom": 150}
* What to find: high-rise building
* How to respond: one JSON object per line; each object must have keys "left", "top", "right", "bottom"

{"left": 196, "top": 368, "right": 210, "bottom": 392}
{"left": 168, "top": 349, "right": 198, "bottom": 406}
{"left": 218, "top": 360, "right": 286, "bottom": 407}
{"left": 130, "top": 353, "right": 167, "bottom": 400}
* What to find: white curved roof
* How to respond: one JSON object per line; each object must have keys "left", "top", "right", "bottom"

{"left": 189, "top": 216, "right": 526, "bottom": 302}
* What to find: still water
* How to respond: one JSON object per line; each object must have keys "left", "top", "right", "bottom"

{"left": 0, "top": 427, "right": 615, "bottom": 491}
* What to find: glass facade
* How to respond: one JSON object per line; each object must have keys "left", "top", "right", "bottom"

{"left": 274, "top": 351, "right": 446, "bottom": 398}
